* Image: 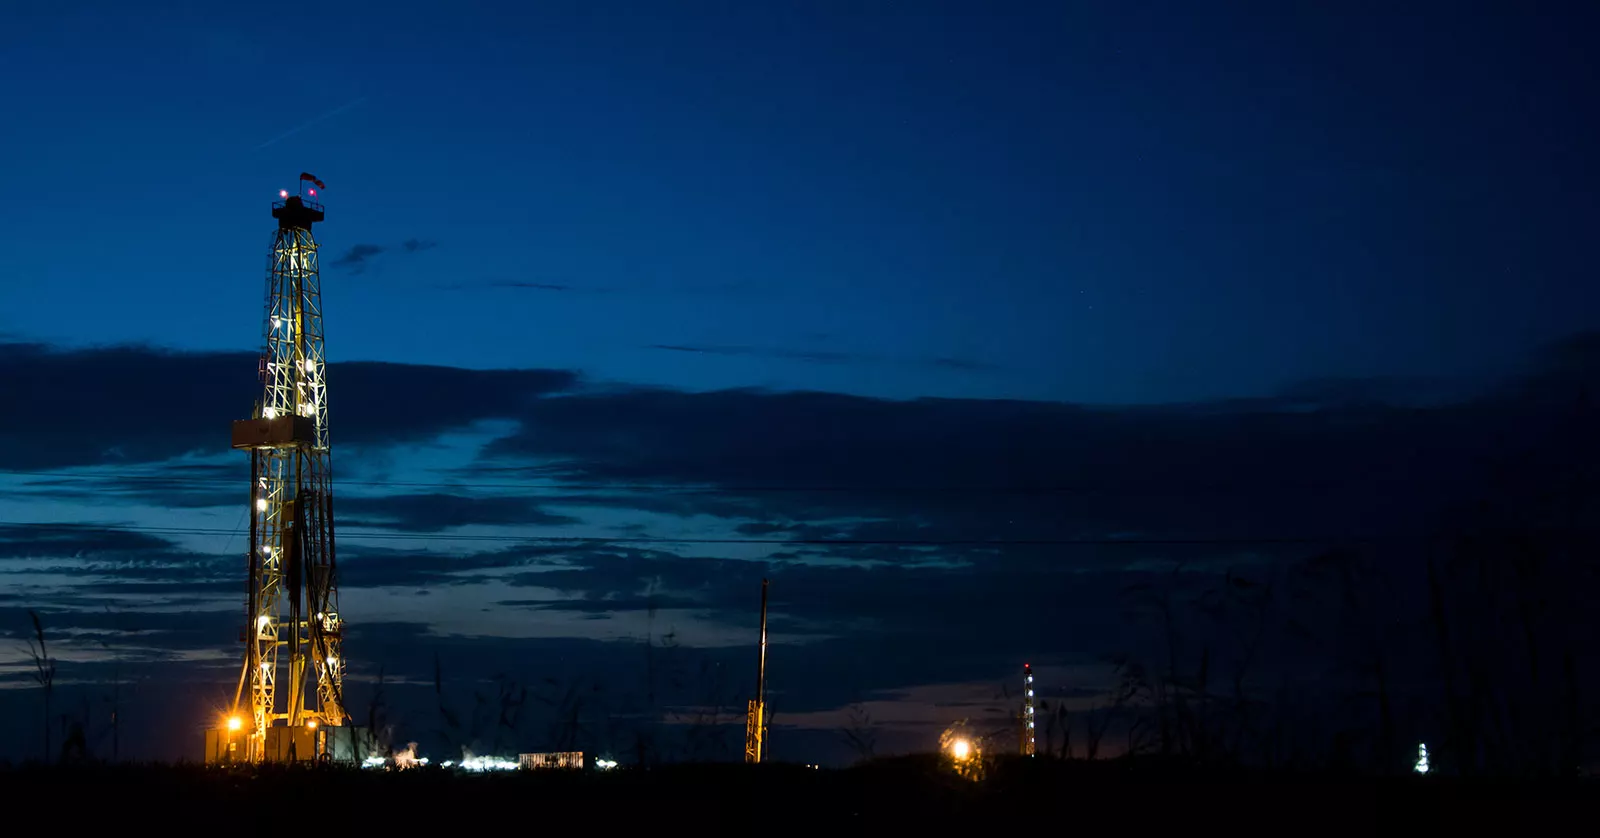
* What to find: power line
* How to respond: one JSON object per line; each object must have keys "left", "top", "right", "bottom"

{"left": 0, "top": 468, "right": 1450, "bottom": 496}
{"left": 0, "top": 519, "right": 1434, "bottom": 547}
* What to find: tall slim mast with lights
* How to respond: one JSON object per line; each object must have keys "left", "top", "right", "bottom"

{"left": 744, "top": 578, "right": 770, "bottom": 764}
{"left": 228, "top": 173, "right": 347, "bottom": 761}
{"left": 1021, "top": 663, "right": 1036, "bottom": 756}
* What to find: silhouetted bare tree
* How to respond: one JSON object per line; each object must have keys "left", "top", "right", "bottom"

{"left": 1081, "top": 654, "right": 1144, "bottom": 759}
{"left": 25, "top": 610, "right": 57, "bottom": 763}
{"left": 837, "top": 699, "right": 879, "bottom": 763}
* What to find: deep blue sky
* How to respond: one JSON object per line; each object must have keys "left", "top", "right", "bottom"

{"left": 3, "top": 1, "right": 1594, "bottom": 403}
{"left": 0, "top": 2, "right": 1598, "bottom": 769}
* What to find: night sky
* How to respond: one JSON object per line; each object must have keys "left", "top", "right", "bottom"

{"left": 1, "top": 2, "right": 1597, "bottom": 767}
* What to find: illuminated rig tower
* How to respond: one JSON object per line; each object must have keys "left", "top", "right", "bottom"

{"left": 744, "top": 578, "right": 770, "bottom": 763}
{"left": 225, "top": 173, "right": 349, "bottom": 762}
{"left": 1020, "top": 663, "right": 1036, "bottom": 756}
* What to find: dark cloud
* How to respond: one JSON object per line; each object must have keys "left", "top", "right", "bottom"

{"left": 0, "top": 466, "right": 249, "bottom": 509}
{"left": 499, "top": 595, "right": 705, "bottom": 613}
{"left": 1272, "top": 374, "right": 1472, "bottom": 408}
{"left": 651, "top": 343, "right": 867, "bottom": 365}
{"left": 0, "top": 602, "right": 236, "bottom": 649}
{"left": 648, "top": 343, "right": 1003, "bottom": 374}
{"left": 336, "top": 492, "right": 580, "bottom": 532}
{"left": 8, "top": 330, "right": 1577, "bottom": 550}
{"left": 335, "top": 542, "right": 575, "bottom": 589}
{"left": 332, "top": 360, "right": 575, "bottom": 448}
{"left": 0, "top": 342, "right": 577, "bottom": 469}
{"left": 0, "top": 524, "right": 164, "bottom": 556}
{"left": 927, "top": 356, "right": 1005, "bottom": 373}
{"left": 71, "top": 578, "right": 241, "bottom": 597}
{"left": 0, "top": 522, "right": 182, "bottom": 559}
{"left": 4, "top": 334, "right": 1600, "bottom": 766}
{"left": 333, "top": 238, "right": 437, "bottom": 273}
{"left": 0, "top": 525, "right": 237, "bottom": 597}
{"left": 482, "top": 387, "right": 1447, "bottom": 544}
{"left": 448, "top": 482, "right": 773, "bottom": 521}
{"left": 331, "top": 243, "right": 384, "bottom": 272}
{"left": 400, "top": 237, "right": 437, "bottom": 252}
{"left": 483, "top": 324, "right": 1600, "bottom": 549}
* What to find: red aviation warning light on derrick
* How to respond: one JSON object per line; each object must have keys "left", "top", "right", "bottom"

{"left": 206, "top": 173, "right": 367, "bottom": 764}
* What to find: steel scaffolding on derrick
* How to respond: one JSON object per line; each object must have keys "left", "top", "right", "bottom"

{"left": 220, "top": 174, "right": 350, "bottom": 763}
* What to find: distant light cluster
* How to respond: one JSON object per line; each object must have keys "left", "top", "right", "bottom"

{"left": 443, "top": 755, "right": 519, "bottom": 772}
{"left": 362, "top": 755, "right": 432, "bottom": 769}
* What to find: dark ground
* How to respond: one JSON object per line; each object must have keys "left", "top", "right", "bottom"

{"left": 2, "top": 755, "right": 1589, "bottom": 830}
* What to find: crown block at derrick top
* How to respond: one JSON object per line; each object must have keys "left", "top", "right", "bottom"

{"left": 272, "top": 195, "right": 324, "bottom": 230}
{"left": 232, "top": 415, "right": 317, "bottom": 449}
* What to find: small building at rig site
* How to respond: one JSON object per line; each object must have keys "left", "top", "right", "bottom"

{"left": 519, "top": 751, "right": 584, "bottom": 770}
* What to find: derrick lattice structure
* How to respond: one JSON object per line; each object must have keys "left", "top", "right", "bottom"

{"left": 228, "top": 182, "right": 347, "bottom": 761}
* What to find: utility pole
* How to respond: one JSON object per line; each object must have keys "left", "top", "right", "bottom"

{"left": 745, "top": 579, "right": 770, "bottom": 763}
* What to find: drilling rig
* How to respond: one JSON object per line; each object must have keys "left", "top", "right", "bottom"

{"left": 207, "top": 174, "right": 358, "bottom": 763}
{"left": 744, "top": 578, "right": 770, "bottom": 764}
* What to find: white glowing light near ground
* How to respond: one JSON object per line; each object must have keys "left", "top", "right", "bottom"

{"left": 361, "top": 754, "right": 429, "bottom": 769}
{"left": 263, "top": 407, "right": 277, "bottom": 419}
{"left": 451, "top": 755, "right": 519, "bottom": 772}
{"left": 951, "top": 739, "right": 971, "bottom": 760}
{"left": 1415, "top": 742, "right": 1430, "bottom": 774}
{"left": 595, "top": 758, "right": 618, "bottom": 770}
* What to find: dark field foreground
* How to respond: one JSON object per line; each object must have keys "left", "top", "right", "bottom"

{"left": 2, "top": 756, "right": 1589, "bottom": 830}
